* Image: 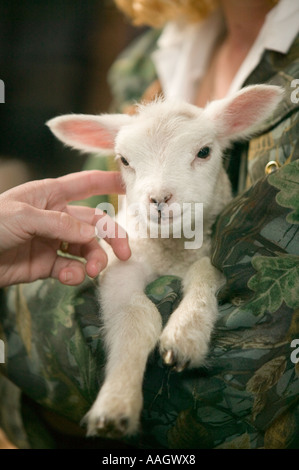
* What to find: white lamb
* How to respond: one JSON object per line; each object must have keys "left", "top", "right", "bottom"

{"left": 47, "top": 84, "right": 283, "bottom": 438}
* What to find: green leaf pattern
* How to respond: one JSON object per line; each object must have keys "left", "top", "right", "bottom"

{"left": 1, "top": 30, "right": 299, "bottom": 449}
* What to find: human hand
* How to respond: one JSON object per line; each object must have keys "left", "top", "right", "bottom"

{"left": 0, "top": 170, "right": 131, "bottom": 287}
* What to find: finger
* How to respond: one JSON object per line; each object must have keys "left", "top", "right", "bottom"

{"left": 94, "top": 211, "right": 131, "bottom": 261}
{"left": 66, "top": 205, "right": 97, "bottom": 225}
{"left": 85, "top": 243, "right": 108, "bottom": 278}
{"left": 3, "top": 171, "right": 125, "bottom": 210}
{"left": 103, "top": 233, "right": 131, "bottom": 261}
{"left": 51, "top": 256, "right": 87, "bottom": 286}
{"left": 67, "top": 204, "right": 131, "bottom": 262}
{"left": 27, "top": 206, "right": 96, "bottom": 243}
{"left": 64, "top": 238, "right": 108, "bottom": 277}
{"left": 52, "top": 170, "right": 125, "bottom": 205}
{"left": 65, "top": 205, "right": 130, "bottom": 257}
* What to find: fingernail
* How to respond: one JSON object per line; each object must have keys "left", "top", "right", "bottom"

{"left": 86, "top": 261, "right": 103, "bottom": 279}
{"left": 80, "top": 224, "right": 96, "bottom": 240}
{"left": 64, "top": 271, "right": 73, "bottom": 283}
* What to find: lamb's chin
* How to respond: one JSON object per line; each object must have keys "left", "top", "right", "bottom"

{"left": 145, "top": 216, "right": 182, "bottom": 239}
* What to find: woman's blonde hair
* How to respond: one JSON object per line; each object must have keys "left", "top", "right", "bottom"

{"left": 114, "top": 0, "right": 217, "bottom": 27}
{"left": 114, "top": 0, "right": 280, "bottom": 28}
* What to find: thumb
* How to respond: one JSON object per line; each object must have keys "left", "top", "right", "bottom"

{"left": 27, "top": 207, "right": 95, "bottom": 243}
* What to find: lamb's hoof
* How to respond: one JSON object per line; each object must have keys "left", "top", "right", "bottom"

{"left": 83, "top": 412, "right": 131, "bottom": 439}
{"left": 162, "top": 349, "right": 190, "bottom": 372}
{"left": 95, "top": 416, "right": 130, "bottom": 439}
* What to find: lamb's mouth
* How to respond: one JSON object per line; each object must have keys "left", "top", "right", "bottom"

{"left": 147, "top": 211, "right": 183, "bottom": 227}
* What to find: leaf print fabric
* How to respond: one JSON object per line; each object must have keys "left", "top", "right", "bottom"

{"left": 1, "top": 30, "right": 299, "bottom": 449}
{"left": 268, "top": 160, "right": 299, "bottom": 224}
{"left": 246, "top": 255, "right": 299, "bottom": 314}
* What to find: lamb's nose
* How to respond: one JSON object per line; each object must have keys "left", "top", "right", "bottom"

{"left": 149, "top": 194, "right": 173, "bottom": 205}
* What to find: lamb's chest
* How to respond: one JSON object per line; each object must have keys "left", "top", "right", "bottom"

{"left": 131, "top": 236, "right": 210, "bottom": 278}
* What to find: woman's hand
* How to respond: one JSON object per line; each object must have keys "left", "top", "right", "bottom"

{"left": 0, "top": 170, "right": 130, "bottom": 287}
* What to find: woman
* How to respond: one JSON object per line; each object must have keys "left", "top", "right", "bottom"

{"left": 1, "top": 0, "right": 299, "bottom": 449}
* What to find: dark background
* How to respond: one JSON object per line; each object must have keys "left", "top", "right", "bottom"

{"left": 0, "top": 0, "right": 140, "bottom": 182}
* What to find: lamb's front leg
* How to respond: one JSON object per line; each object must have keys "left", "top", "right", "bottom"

{"left": 85, "top": 260, "right": 162, "bottom": 438}
{"left": 159, "top": 257, "right": 225, "bottom": 371}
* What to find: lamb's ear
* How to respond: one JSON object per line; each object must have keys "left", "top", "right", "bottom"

{"left": 46, "top": 113, "right": 133, "bottom": 154}
{"left": 205, "top": 85, "right": 284, "bottom": 145}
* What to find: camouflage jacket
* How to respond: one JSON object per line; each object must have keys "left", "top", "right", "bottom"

{"left": 0, "top": 30, "right": 299, "bottom": 449}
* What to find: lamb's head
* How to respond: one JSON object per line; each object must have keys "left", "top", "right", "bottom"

{"left": 47, "top": 85, "right": 283, "bottom": 234}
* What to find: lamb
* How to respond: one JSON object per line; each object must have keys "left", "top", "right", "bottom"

{"left": 47, "top": 84, "right": 283, "bottom": 438}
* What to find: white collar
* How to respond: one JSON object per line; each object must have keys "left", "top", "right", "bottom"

{"left": 152, "top": 0, "right": 299, "bottom": 103}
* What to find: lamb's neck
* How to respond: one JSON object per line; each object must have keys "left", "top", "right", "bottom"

{"left": 139, "top": 221, "right": 212, "bottom": 255}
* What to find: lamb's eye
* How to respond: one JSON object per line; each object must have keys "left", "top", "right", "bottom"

{"left": 197, "top": 146, "right": 210, "bottom": 159}
{"left": 120, "top": 156, "right": 129, "bottom": 167}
